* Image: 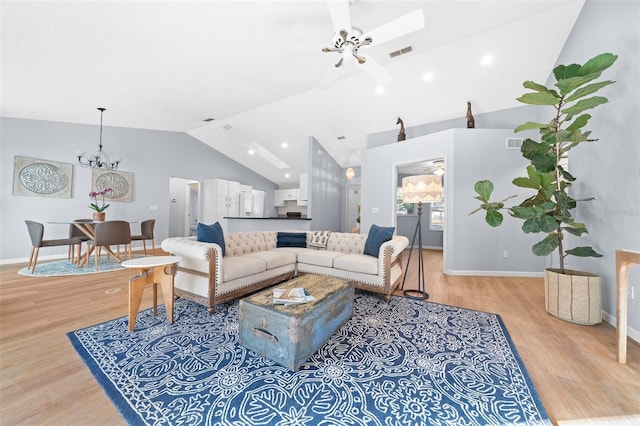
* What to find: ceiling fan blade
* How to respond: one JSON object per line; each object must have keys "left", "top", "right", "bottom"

{"left": 319, "top": 65, "right": 342, "bottom": 89}
{"left": 362, "top": 9, "right": 425, "bottom": 45}
{"left": 360, "top": 56, "right": 393, "bottom": 85}
{"left": 326, "top": 0, "right": 351, "bottom": 33}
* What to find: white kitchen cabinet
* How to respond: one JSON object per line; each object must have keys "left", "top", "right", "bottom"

{"left": 274, "top": 188, "right": 298, "bottom": 206}
{"left": 239, "top": 184, "right": 253, "bottom": 216}
{"left": 299, "top": 173, "right": 308, "bottom": 201}
{"left": 202, "top": 178, "right": 240, "bottom": 224}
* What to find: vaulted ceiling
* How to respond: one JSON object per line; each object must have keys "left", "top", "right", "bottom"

{"left": 1, "top": 0, "right": 585, "bottom": 186}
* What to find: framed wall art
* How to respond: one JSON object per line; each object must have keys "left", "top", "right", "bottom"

{"left": 13, "top": 156, "right": 73, "bottom": 198}
{"left": 92, "top": 169, "right": 133, "bottom": 202}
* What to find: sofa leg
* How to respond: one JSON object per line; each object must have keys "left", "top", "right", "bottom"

{"left": 207, "top": 306, "right": 216, "bottom": 315}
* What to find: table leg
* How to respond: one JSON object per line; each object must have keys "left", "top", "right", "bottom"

{"left": 128, "top": 269, "right": 153, "bottom": 332}
{"left": 616, "top": 249, "right": 640, "bottom": 364}
{"left": 156, "top": 264, "right": 177, "bottom": 324}
{"left": 153, "top": 282, "right": 158, "bottom": 317}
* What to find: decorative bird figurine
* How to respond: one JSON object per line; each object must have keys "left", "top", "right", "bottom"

{"left": 466, "top": 101, "right": 475, "bottom": 129}
{"left": 397, "top": 117, "right": 406, "bottom": 141}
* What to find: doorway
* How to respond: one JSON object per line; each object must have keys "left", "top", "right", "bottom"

{"left": 346, "top": 184, "right": 361, "bottom": 232}
{"left": 395, "top": 159, "right": 445, "bottom": 250}
{"left": 169, "top": 177, "right": 200, "bottom": 237}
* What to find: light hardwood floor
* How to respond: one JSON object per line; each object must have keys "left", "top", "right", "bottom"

{"left": 1, "top": 249, "right": 638, "bottom": 425}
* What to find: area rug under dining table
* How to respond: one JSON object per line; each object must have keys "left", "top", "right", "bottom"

{"left": 67, "top": 292, "right": 551, "bottom": 425}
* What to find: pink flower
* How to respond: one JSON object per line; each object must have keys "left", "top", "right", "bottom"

{"left": 89, "top": 187, "right": 113, "bottom": 212}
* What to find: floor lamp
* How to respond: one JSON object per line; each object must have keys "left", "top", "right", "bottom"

{"left": 400, "top": 174, "right": 443, "bottom": 300}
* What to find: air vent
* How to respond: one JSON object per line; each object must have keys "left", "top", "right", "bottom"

{"left": 222, "top": 123, "right": 233, "bottom": 130}
{"left": 337, "top": 136, "right": 346, "bottom": 140}
{"left": 203, "top": 117, "right": 215, "bottom": 122}
{"left": 506, "top": 138, "right": 523, "bottom": 149}
{"left": 389, "top": 46, "right": 412, "bottom": 58}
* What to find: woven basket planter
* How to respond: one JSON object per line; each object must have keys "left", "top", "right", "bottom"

{"left": 544, "top": 268, "right": 602, "bottom": 325}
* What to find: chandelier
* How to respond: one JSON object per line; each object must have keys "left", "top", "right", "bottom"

{"left": 75, "top": 107, "right": 120, "bottom": 170}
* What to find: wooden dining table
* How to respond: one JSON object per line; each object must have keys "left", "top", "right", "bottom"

{"left": 48, "top": 220, "right": 137, "bottom": 267}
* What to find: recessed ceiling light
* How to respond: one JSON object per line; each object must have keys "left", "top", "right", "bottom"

{"left": 281, "top": 142, "right": 288, "bottom": 149}
{"left": 481, "top": 55, "right": 494, "bottom": 66}
{"left": 248, "top": 149, "right": 255, "bottom": 155}
{"left": 375, "top": 86, "right": 384, "bottom": 95}
{"left": 284, "top": 173, "right": 290, "bottom": 178}
{"left": 423, "top": 72, "right": 433, "bottom": 81}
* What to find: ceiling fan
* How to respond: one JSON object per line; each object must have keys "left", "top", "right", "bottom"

{"left": 321, "top": 1, "right": 425, "bottom": 86}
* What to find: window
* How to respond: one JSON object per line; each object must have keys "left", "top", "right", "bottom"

{"left": 430, "top": 201, "right": 444, "bottom": 230}
{"left": 396, "top": 188, "right": 415, "bottom": 215}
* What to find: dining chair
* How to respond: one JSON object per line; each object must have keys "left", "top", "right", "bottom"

{"left": 130, "top": 219, "right": 156, "bottom": 255}
{"left": 25, "top": 220, "right": 81, "bottom": 274}
{"left": 85, "top": 220, "right": 132, "bottom": 271}
{"left": 68, "top": 219, "right": 92, "bottom": 264}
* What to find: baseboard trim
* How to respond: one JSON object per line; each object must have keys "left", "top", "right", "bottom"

{"left": 444, "top": 269, "right": 546, "bottom": 278}
{"left": 602, "top": 311, "right": 640, "bottom": 344}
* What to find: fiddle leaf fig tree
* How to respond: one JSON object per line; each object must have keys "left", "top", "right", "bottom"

{"left": 470, "top": 52, "right": 617, "bottom": 273}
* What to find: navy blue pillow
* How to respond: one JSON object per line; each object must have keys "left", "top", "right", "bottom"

{"left": 276, "top": 232, "right": 307, "bottom": 248}
{"left": 197, "top": 222, "right": 226, "bottom": 256}
{"left": 363, "top": 224, "right": 395, "bottom": 257}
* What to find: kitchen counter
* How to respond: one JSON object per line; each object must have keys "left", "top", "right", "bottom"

{"left": 224, "top": 217, "right": 312, "bottom": 232}
{"left": 224, "top": 217, "right": 311, "bottom": 220}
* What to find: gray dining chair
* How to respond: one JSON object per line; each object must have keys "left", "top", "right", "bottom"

{"left": 130, "top": 219, "right": 156, "bottom": 255}
{"left": 68, "top": 219, "right": 92, "bottom": 264}
{"left": 85, "top": 220, "right": 132, "bottom": 271}
{"left": 25, "top": 220, "right": 82, "bottom": 274}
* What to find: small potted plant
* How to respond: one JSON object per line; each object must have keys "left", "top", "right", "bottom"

{"left": 356, "top": 204, "right": 361, "bottom": 229}
{"left": 89, "top": 187, "right": 113, "bottom": 221}
{"left": 470, "top": 52, "right": 617, "bottom": 325}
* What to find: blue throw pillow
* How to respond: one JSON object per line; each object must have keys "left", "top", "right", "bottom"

{"left": 197, "top": 222, "right": 226, "bottom": 256}
{"left": 276, "top": 232, "right": 307, "bottom": 248}
{"left": 363, "top": 224, "right": 395, "bottom": 257}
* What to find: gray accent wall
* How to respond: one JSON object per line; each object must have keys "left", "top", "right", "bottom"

{"left": 550, "top": 0, "right": 640, "bottom": 334}
{"left": 308, "top": 136, "right": 343, "bottom": 232}
{"left": 0, "top": 117, "right": 277, "bottom": 262}
{"left": 360, "top": 128, "right": 545, "bottom": 277}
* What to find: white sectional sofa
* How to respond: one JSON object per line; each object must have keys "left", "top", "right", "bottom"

{"left": 161, "top": 230, "right": 409, "bottom": 313}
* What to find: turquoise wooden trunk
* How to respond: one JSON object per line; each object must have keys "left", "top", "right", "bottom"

{"left": 238, "top": 275, "right": 354, "bottom": 371}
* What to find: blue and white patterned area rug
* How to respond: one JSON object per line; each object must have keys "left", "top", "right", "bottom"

{"left": 68, "top": 293, "right": 551, "bottom": 426}
{"left": 18, "top": 255, "right": 138, "bottom": 276}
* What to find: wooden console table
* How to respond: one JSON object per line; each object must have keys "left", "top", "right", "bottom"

{"left": 616, "top": 249, "right": 640, "bottom": 364}
{"left": 122, "top": 256, "right": 182, "bottom": 332}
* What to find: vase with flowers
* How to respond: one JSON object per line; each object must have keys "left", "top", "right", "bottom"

{"left": 89, "top": 187, "right": 113, "bottom": 221}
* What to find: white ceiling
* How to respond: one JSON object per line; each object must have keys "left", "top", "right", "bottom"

{"left": 1, "top": 0, "right": 585, "bottom": 186}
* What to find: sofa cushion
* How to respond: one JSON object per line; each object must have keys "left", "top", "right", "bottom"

{"left": 222, "top": 255, "right": 266, "bottom": 282}
{"left": 276, "top": 232, "right": 307, "bottom": 248}
{"left": 297, "top": 250, "right": 345, "bottom": 268}
{"left": 246, "top": 250, "right": 296, "bottom": 270}
{"left": 197, "top": 222, "right": 225, "bottom": 256}
{"left": 363, "top": 224, "right": 395, "bottom": 257}
{"left": 225, "top": 232, "right": 266, "bottom": 256}
{"left": 333, "top": 253, "right": 378, "bottom": 275}
{"left": 308, "top": 230, "right": 331, "bottom": 248}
